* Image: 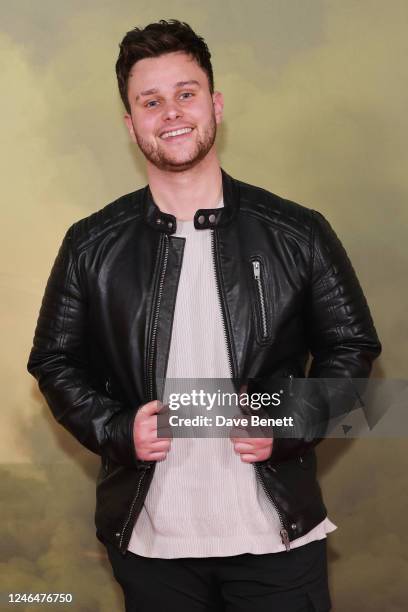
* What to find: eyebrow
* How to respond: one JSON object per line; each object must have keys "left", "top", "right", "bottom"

{"left": 135, "top": 80, "right": 201, "bottom": 101}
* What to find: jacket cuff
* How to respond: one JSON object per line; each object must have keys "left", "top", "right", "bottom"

{"left": 102, "top": 402, "right": 153, "bottom": 470}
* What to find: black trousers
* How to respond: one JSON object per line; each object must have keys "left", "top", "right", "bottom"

{"left": 105, "top": 539, "right": 331, "bottom": 611}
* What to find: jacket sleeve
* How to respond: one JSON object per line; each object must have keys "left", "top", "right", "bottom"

{"left": 27, "top": 226, "right": 143, "bottom": 469}
{"left": 268, "top": 210, "right": 382, "bottom": 464}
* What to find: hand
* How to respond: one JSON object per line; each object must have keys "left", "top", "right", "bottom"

{"left": 133, "top": 400, "right": 172, "bottom": 461}
{"left": 230, "top": 430, "right": 273, "bottom": 463}
{"left": 230, "top": 383, "right": 273, "bottom": 462}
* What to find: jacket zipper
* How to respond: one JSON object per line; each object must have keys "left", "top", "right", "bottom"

{"left": 211, "top": 231, "right": 236, "bottom": 378}
{"left": 146, "top": 233, "right": 170, "bottom": 401}
{"left": 256, "top": 373, "right": 294, "bottom": 550}
{"left": 118, "top": 233, "right": 169, "bottom": 552}
{"left": 252, "top": 259, "right": 268, "bottom": 339}
{"left": 118, "top": 465, "right": 150, "bottom": 550}
{"left": 211, "top": 232, "right": 290, "bottom": 551}
{"left": 254, "top": 463, "right": 291, "bottom": 551}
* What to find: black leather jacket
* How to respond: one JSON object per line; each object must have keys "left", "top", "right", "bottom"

{"left": 27, "top": 168, "right": 381, "bottom": 555}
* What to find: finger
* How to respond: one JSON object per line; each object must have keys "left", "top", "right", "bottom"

{"left": 144, "top": 430, "right": 171, "bottom": 442}
{"left": 135, "top": 422, "right": 160, "bottom": 440}
{"left": 147, "top": 451, "right": 169, "bottom": 461}
{"left": 239, "top": 453, "right": 258, "bottom": 463}
{"left": 158, "top": 402, "right": 171, "bottom": 416}
{"left": 256, "top": 447, "right": 273, "bottom": 461}
{"left": 244, "top": 425, "right": 269, "bottom": 438}
{"left": 149, "top": 439, "right": 172, "bottom": 450}
{"left": 144, "top": 418, "right": 163, "bottom": 433}
{"left": 156, "top": 406, "right": 173, "bottom": 436}
{"left": 143, "top": 413, "right": 171, "bottom": 433}
{"left": 230, "top": 434, "right": 252, "bottom": 443}
{"left": 134, "top": 428, "right": 171, "bottom": 445}
{"left": 230, "top": 426, "right": 250, "bottom": 439}
{"left": 243, "top": 438, "right": 273, "bottom": 448}
{"left": 232, "top": 442, "right": 256, "bottom": 453}
{"left": 138, "top": 400, "right": 163, "bottom": 417}
{"left": 147, "top": 419, "right": 173, "bottom": 436}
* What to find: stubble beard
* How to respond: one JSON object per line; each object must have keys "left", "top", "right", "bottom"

{"left": 133, "top": 112, "right": 217, "bottom": 173}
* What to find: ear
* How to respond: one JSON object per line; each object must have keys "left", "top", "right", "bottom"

{"left": 212, "top": 90, "right": 224, "bottom": 125}
{"left": 123, "top": 113, "right": 137, "bottom": 143}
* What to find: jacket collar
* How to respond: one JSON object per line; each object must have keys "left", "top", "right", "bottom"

{"left": 142, "top": 167, "right": 240, "bottom": 234}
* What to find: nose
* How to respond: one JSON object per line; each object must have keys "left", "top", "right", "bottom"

{"left": 162, "top": 100, "right": 183, "bottom": 122}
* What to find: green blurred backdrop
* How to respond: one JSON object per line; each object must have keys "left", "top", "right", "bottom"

{"left": 1, "top": 1, "right": 407, "bottom": 610}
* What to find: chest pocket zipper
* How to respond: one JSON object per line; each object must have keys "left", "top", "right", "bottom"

{"left": 252, "top": 259, "right": 269, "bottom": 341}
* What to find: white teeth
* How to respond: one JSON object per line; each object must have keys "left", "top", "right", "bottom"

{"left": 161, "top": 127, "right": 193, "bottom": 139}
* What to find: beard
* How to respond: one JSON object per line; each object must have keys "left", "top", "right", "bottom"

{"left": 133, "top": 111, "right": 217, "bottom": 172}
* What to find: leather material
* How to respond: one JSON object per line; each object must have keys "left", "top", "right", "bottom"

{"left": 27, "top": 168, "right": 382, "bottom": 554}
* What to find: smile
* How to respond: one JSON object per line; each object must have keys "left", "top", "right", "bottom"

{"left": 160, "top": 127, "right": 193, "bottom": 139}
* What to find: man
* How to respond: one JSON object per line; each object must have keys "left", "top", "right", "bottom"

{"left": 27, "top": 19, "right": 381, "bottom": 612}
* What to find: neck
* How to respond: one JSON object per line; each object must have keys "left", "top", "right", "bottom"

{"left": 146, "top": 151, "right": 223, "bottom": 221}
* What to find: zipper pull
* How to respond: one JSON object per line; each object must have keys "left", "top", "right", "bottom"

{"left": 252, "top": 260, "right": 260, "bottom": 279}
{"left": 280, "top": 528, "right": 291, "bottom": 551}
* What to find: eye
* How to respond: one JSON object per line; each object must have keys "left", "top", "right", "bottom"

{"left": 144, "top": 92, "right": 194, "bottom": 109}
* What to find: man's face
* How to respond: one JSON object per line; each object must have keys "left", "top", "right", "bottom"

{"left": 124, "top": 51, "right": 224, "bottom": 172}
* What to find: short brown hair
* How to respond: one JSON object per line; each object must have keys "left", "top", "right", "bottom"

{"left": 115, "top": 19, "right": 215, "bottom": 113}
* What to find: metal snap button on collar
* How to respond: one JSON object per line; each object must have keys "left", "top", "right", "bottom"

{"left": 198, "top": 215, "right": 206, "bottom": 224}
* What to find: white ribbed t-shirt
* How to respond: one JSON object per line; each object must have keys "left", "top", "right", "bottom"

{"left": 128, "top": 199, "right": 336, "bottom": 558}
